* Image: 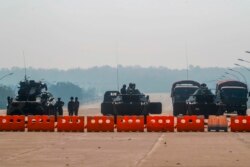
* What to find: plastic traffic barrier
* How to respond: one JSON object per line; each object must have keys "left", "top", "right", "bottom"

{"left": 208, "top": 115, "right": 228, "bottom": 132}
{"left": 27, "top": 116, "right": 55, "bottom": 132}
{"left": 87, "top": 116, "right": 114, "bottom": 132}
{"left": 231, "top": 116, "right": 250, "bottom": 132}
{"left": 117, "top": 116, "right": 144, "bottom": 132}
{"left": 57, "top": 116, "right": 84, "bottom": 132}
{"left": 177, "top": 116, "right": 204, "bottom": 132}
{"left": 146, "top": 116, "right": 174, "bottom": 132}
{"left": 0, "top": 116, "right": 25, "bottom": 131}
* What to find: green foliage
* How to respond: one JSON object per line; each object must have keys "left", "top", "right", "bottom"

{"left": 49, "top": 82, "right": 97, "bottom": 103}
{"left": 0, "top": 85, "right": 15, "bottom": 109}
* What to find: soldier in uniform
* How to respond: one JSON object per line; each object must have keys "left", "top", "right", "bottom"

{"left": 74, "top": 97, "right": 80, "bottom": 116}
{"left": 133, "top": 83, "right": 141, "bottom": 94}
{"left": 120, "top": 84, "right": 126, "bottom": 94}
{"left": 68, "top": 97, "right": 75, "bottom": 116}
{"left": 127, "top": 83, "right": 133, "bottom": 94}
{"left": 55, "top": 98, "right": 64, "bottom": 116}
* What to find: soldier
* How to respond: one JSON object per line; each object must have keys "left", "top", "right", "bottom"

{"left": 55, "top": 98, "right": 64, "bottom": 116}
{"left": 120, "top": 84, "right": 127, "bottom": 94}
{"left": 133, "top": 83, "right": 141, "bottom": 94}
{"left": 127, "top": 83, "right": 133, "bottom": 94}
{"left": 68, "top": 97, "right": 75, "bottom": 116}
{"left": 74, "top": 97, "right": 80, "bottom": 116}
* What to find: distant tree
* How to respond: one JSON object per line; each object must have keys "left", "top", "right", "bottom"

{"left": 82, "top": 87, "right": 97, "bottom": 101}
{"left": 0, "top": 85, "right": 15, "bottom": 109}
{"left": 49, "top": 82, "right": 83, "bottom": 102}
{"left": 49, "top": 82, "right": 97, "bottom": 103}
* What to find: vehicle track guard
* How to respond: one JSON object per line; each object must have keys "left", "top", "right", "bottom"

{"left": 117, "top": 116, "right": 144, "bottom": 132}
{"left": 0, "top": 115, "right": 25, "bottom": 131}
{"left": 177, "top": 115, "right": 204, "bottom": 132}
{"left": 57, "top": 116, "right": 84, "bottom": 132}
{"left": 27, "top": 116, "right": 55, "bottom": 132}
{"left": 146, "top": 116, "right": 174, "bottom": 132}
{"left": 87, "top": 116, "right": 114, "bottom": 132}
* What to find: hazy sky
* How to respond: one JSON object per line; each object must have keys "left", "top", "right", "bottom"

{"left": 0, "top": 0, "right": 250, "bottom": 69}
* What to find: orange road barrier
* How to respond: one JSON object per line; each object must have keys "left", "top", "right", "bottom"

{"left": 0, "top": 116, "right": 25, "bottom": 131}
{"left": 146, "top": 116, "right": 174, "bottom": 132}
{"left": 57, "top": 116, "right": 84, "bottom": 132}
{"left": 177, "top": 116, "right": 204, "bottom": 132}
{"left": 27, "top": 116, "right": 55, "bottom": 132}
{"left": 87, "top": 116, "right": 114, "bottom": 132}
{"left": 208, "top": 115, "right": 228, "bottom": 132}
{"left": 117, "top": 116, "right": 144, "bottom": 132}
{"left": 231, "top": 116, "right": 250, "bottom": 132}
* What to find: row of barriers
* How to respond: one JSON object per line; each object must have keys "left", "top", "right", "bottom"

{"left": 0, "top": 115, "right": 250, "bottom": 132}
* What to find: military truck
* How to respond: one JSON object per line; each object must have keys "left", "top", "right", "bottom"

{"left": 215, "top": 80, "right": 249, "bottom": 115}
{"left": 101, "top": 83, "right": 162, "bottom": 116}
{"left": 186, "top": 83, "right": 217, "bottom": 118}
{"left": 7, "top": 79, "right": 57, "bottom": 116}
{"left": 171, "top": 80, "right": 200, "bottom": 116}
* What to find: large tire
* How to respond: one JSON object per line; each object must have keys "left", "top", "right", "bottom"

{"left": 101, "top": 103, "right": 114, "bottom": 115}
{"left": 148, "top": 102, "right": 162, "bottom": 114}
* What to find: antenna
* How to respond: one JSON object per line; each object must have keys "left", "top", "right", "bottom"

{"left": 185, "top": 41, "right": 189, "bottom": 80}
{"left": 23, "top": 50, "right": 27, "bottom": 81}
{"left": 116, "top": 41, "right": 120, "bottom": 91}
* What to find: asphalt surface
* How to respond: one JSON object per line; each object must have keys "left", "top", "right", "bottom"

{"left": 1, "top": 93, "right": 250, "bottom": 167}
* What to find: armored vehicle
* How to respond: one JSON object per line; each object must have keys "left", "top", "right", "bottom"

{"left": 101, "top": 83, "right": 162, "bottom": 116}
{"left": 7, "top": 79, "right": 57, "bottom": 116}
{"left": 216, "top": 80, "right": 249, "bottom": 115}
{"left": 186, "top": 83, "right": 217, "bottom": 118}
{"left": 171, "top": 80, "right": 200, "bottom": 116}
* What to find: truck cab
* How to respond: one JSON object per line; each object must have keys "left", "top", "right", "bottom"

{"left": 171, "top": 80, "right": 200, "bottom": 116}
{"left": 216, "top": 80, "right": 249, "bottom": 115}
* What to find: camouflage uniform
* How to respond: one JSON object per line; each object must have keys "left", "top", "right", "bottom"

{"left": 68, "top": 97, "right": 75, "bottom": 116}
{"left": 120, "top": 85, "right": 127, "bottom": 94}
{"left": 74, "top": 97, "right": 80, "bottom": 116}
{"left": 55, "top": 98, "right": 64, "bottom": 116}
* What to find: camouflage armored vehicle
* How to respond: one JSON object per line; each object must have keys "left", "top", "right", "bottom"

{"left": 7, "top": 78, "right": 57, "bottom": 116}
{"left": 215, "top": 80, "right": 249, "bottom": 115}
{"left": 186, "top": 83, "right": 217, "bottom": 118}
{"left": 101, "top": 83, "right": 162, "bottom": 116}
{"left": 171, "top": 80, "right": 200, "bottom": 116}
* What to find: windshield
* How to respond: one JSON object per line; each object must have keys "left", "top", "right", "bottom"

{"left": 174, "top": 87, "right": 198, "bottom": 96}
{"left": 221, "top": 88, "right": 247, "bottom": 98}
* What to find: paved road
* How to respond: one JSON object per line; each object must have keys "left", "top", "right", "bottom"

{"left": 1, "top": 94, "right": 250, "bottom": 167}
{"left": 1, "top": 132, "right": 250, "bottom": 167}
